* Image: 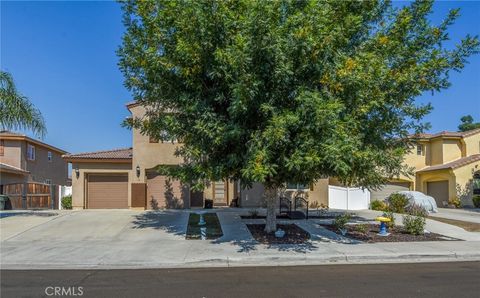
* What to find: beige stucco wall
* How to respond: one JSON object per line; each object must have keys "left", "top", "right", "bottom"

{"left": 239, "top": 179, "right": 329, "bottom": 208}
{"left": 403, "top": 142, "right": 428, "bottom": 171}
{"left": 0, "top": 140, "right": 22, "bottom": 168}
{"left": 129, "top": 105, "right": 183, "bottom": 184}
{"left": 453, "top": 161, "right": 480, "bottom": 207}
{"left": 429, "top": 139, "right": 444, "bottom": 165}
{"left": 71, "top": 162, "right": 132, "bottom": 209}
{"left": 463, "top": 134, "right": 480, "bottom": 157}
{"left": 442, "top": 139, "right": 462, "bottom": 164}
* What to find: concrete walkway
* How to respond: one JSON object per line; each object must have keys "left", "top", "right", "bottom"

{"left": 1, "top": 209, "right": 479, "bottom": 269}
{"left": 428, "top": 208, "right": 480, "bottom": 224}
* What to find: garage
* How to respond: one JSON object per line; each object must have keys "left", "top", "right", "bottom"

{"left": 146, "top": 172, "right": 187, "bottom": 209}
{"left": 87, "top": 174, "right": 128, "bottom": 209}
{"left": 427, "top": 180, "right": 449, "bottom": 207}
{"left": 370, "top": 181, "right": 411, "bottom": 201}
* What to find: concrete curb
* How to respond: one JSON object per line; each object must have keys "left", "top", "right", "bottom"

{"left": 2, "top": 252, "right": 480, "bottom": 270}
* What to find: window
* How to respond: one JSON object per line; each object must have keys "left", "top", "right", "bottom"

{"left": 150, "top": 131, "right": 177, "bottom": 144}
{"left": 48, "top": 151, "right": 52, "bottom": 162}
{"left": 286, "top": 182, "right": 309, "bottom": 190}
{"left": 45, "top": 179, "right": 52, "bottom": 185}
{"left": 416, "top": 144, "right": 424, "bottom": 156}
{"left": 473, "top": 173, "right": 480, "bottom": 195}
{"left": 27, "top": 144, "right": 35, "bottom": 160}
{"left": 0, "top": 140, "right": 4, "bottom": 156}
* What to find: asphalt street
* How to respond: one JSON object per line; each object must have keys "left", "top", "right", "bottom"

{"left": 1, "top": 262, "right": 479, "bottom": 298}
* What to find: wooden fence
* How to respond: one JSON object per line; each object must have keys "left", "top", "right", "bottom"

{"left": 2, "top": 183, "right": 57, "bottom": 209}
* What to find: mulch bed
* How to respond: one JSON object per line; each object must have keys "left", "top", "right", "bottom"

{"left": 320, "top": 224, "right": 460, "bottom": 243}
{"left": 246, "top": 224, "right": 310, "bottom": 244}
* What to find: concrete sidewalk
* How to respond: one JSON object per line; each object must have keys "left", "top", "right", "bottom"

{"left": 1, "top": 209, "right": 479, "bottom": 269}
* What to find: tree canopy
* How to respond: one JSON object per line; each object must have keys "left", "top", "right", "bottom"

{"left": 0, "top": 71, "right": 46, "bottom": 138}
{"left": 458, "top": 115, "right": 480, "bottom": 132}
{"left": 118, "top": 0, "right": 478, "bottom": 190}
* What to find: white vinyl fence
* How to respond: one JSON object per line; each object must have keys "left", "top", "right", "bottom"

{"left": 328, "top": 186, "right": 371, "bottom": 210}
{"left": 58, "top": 185, "right": 72, "bottom": 210}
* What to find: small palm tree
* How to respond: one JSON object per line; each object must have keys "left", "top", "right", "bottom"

{"left": 0, "top": 71, "right": 46, "bottom": 137}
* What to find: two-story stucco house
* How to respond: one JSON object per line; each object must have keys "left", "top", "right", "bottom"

{"left": 370, "top": 129, "right": 480, "bottom": 207}
{"left": 64, "top": 102, "right": 330, "bottom": 210}
{"left": 63, "top": 102, "right": 480, "bottom": 210}
{"left": 0, "top": 131, "right": 70, "bottom": 192}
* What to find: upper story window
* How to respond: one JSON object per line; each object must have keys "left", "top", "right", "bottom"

{"left": 286, "top": 182, "right": 309, "bottom": 191}
{"left": 416, "top": 144, "right": 424, "bottom": 156}
{"left": 0, "top": 140, "right": 4, "bottom": 156}
{"left": 149, "top": 131, "right": 177, "bottom": 144}
{"left": 45, "top": 179, "right": 52, "bottom": 185}
{"left": 47, "top": 151, "right": 53, "bottom": 162}
{"left": 27, "top": 144, "right": 35, "bottom": 161}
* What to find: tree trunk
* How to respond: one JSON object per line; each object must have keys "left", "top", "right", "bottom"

{"left": 264, "top": 186, "right": 277, "bottom": 233}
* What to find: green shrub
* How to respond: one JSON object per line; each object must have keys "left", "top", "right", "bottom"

{"left": 403, "top": 215, "right": 426, "bottom": 235}
{"left": 403, "top": 203, "right": 427, "bottom": 235}
{"left": 472, "top": 195, "right": 480, "bottom": 208}
{"left": 333, "top": 213, "right": 351, "bottom": 231}
{"left": 387, "top": 193, "right": 409, "bottom": 213}
{"left": 61, "top": 195, "right": 72, "bottom": 210}
{"left": 382, "top": 210, "right": 395, "bottom": 229}
{"left": 354, "top": 223, "right": 369, "bottom": 235}
{"left": 448, "top": 197, "right": 461, "bottom": 208}
{"left": 370, "top": 200, "right": 386, "bottom": 211}
{"left": 406, "top": 203, "right": 428, "bottom": 217}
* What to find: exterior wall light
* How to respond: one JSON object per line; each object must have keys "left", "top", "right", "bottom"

{"left": 136, "top": 165, "right": 141, "bottom": 178}
{"left": 75, "top": 168, "right": 80, "bottom": 179}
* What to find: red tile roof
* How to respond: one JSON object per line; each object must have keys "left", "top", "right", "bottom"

{"left": 417, "top": 154, "right": 480, "bottom": 172}
{"left": 63, "top": 148, "right": 132, "bottom": 161}
{"left": 0, "top": 131, "right": 68, "bottom": 154}
{"left": 0, "top": 162, "right": 30, "bottom": 175}
{"left": 411, "top": 128, "right": 480, "bottom": 140}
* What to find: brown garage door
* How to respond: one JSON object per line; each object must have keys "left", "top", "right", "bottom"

{"left": 146, "top": 173, "right": 187, "bottom": 209}
{"left": 370, "top": 182, "right": 411, "bottom": 201}
{"left": 87, "top": 174, "right": 128, "bottom": 209}
{"left": 427, "top": 180, "right": 449, "bottom": 207}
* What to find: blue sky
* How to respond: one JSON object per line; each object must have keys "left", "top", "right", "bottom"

{"left": 1, "top": 0, "right": 479, "bottom": 154}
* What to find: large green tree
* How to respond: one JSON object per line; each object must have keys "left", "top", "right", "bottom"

{"left": 119, "top": 0, "right": 478, "bottom": 232}
{"left": 0, "top": 71, "right": 46, "bottom": 137}
{"left": 458, "top": 115, "right": 480, "bottom": 132}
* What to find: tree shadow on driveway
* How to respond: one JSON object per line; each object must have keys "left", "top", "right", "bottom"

{"left": 130, "top": 210, "right": 188, "bottom": 237}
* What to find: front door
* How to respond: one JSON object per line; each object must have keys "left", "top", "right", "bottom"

{"left": 213, "top": 181, "right": 227, "bottom": 206}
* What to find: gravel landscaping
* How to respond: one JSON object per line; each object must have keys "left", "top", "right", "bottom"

{"left": 247, "top": 224, "right": 310, "bottom": 244}
{"left": 320, "top": 224, "right": 460, "bottom": 243}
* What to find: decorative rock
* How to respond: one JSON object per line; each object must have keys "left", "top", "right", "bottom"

{"left": 275, "top": 229, "right": 285, "bottom": 238}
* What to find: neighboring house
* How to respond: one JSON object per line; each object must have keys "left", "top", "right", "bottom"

{"left": 371, "top": 129, "right": 480, "bottom": 207}
{"left": 63, "top": 102, "right": 480, "bottom": 210}
{"left": 0, "top": 131, "right": 69, "bottom": 192}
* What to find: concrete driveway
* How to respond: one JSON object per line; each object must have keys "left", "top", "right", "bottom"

{"left": 429, "top": 208, "right": 480, "bottom": 224}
